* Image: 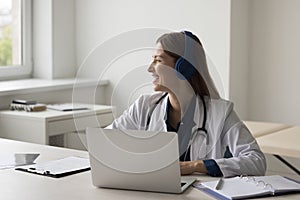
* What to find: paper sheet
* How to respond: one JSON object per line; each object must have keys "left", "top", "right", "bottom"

{"left": 0, "top": 153, "right": 39, "bottom": 170}
{"left": 16, "top": 156, "right": 90, "bottom": 177}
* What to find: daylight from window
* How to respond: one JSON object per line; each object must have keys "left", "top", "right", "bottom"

{"left": 0, "top": 0, "right": 21, "bottom": 67}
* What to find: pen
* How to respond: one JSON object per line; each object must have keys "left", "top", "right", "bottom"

{"left": 215, "top": 178, "right": 224, "bottom": 190}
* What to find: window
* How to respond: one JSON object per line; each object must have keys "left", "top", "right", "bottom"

{"left": 0, "top": 0, "right": 31, "bottom": 80}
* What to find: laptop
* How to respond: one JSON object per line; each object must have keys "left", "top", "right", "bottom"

{"left": 86, "top": 127, "right": 196, "bottom": 194}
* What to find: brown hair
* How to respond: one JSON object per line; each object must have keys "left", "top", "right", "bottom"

{"left": 156, "top": 32, "right": 210, "bottom": 98}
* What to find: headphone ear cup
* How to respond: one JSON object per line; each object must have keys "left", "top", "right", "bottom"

{"left": 175, "top": 57, "right": 197, "bottom": 80}
{"left": 175, "top": 57, "right": 186, "bottom": 80}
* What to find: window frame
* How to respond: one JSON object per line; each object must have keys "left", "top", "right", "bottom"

{"left": 0, "top": 0, "right": 32, "bottom": 80}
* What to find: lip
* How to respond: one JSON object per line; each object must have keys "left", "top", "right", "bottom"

{"left": 151, "top": 75, "right": 159, "bottom": 85}
{"left": 152, "top": 78, "right": 159, "bottom": 84}
{"left": 152, "top": 80, "right": 159, "bottom": 85}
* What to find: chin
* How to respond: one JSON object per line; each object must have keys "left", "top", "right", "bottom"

{"left": 153, "top": 84, "right": 161, "bottom": 91}
{"left": 153, "top": 87, "right": 160, "bottom": 92}
{"left": 153, "top": 84, "right": 167, "bottom": 92}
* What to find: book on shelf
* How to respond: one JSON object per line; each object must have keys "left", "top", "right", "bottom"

{"left": 193, "top": 175, "right": 300, "bottom": 200}
{"left": 12, "top": 99, "right": 37, "bottom": 105}
{"left": 9, "top": 103, "right": 47, "bottom": 112}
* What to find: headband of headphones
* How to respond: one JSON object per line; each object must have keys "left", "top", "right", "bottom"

{"left": 174, "top": 31, "right": 197, "bottom": 80}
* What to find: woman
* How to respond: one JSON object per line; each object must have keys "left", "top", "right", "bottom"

{"left": 109, "top": 31, "right": 266, "bottom": 177}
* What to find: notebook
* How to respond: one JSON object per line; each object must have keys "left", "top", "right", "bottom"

{"left": 194, "top": 175, "right": 300, "bottom": 200}
{"left": 15, "top": 156, "right": 90, "bottom": 178}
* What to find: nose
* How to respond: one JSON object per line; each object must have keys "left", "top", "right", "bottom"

{"left": 147, "top": 61, "right": 154, "bottom": 73}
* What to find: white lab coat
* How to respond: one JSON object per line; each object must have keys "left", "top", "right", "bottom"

{"left": 110, "top": 92, "right": 266, "bottom": 177}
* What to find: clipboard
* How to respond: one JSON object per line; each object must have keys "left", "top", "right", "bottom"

{"left": 15, "top": 156, "right": 90, "bottom": 178}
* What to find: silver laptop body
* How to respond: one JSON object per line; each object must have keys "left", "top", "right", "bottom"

{"left": 86, "top": 127, "right": 196, "bottom": 194}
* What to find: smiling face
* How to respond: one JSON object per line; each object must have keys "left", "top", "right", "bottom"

{"left": 147, "top": 43, "right": 178, "bottom": 92}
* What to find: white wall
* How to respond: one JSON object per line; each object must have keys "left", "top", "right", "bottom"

{"left": 247, "top": 0, "right": 300, "bottom": 125}
{"left": 52, "top": 0, "right": 76, "bottom": 78}
{"left": 75, "top": 0, "right": 231, "bottom": 115}
{"left": 229, "top": 0, "right": 250, "bottom": 119}
{"left": 33, "top": 0, "right": 76, "bottom": 79}
{"left": 32, "top": 0, "right": 53, "bottom": 79}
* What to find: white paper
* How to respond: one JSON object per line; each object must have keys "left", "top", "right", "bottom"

{"left": 17, "top": 156, "right": 90, "bottom": 175}
{"left": 0, "top": 153, "right": 39, "bottom": 170}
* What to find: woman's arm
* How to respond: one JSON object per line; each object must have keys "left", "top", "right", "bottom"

{"left": 108, "top": 95, "right": 151, "bottom": 130}
{"left": 180, "top": 160, "right": 207, "bottom": 175}
{"left": 215, "top": 110, "right": 267, "bottom": 177}
{"left": 180, "top": 107, "right": 266, "bottom": 177}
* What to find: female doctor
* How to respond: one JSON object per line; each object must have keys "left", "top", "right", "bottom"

{"left": 109, "top": 31, "right": 266, "bottom": 177}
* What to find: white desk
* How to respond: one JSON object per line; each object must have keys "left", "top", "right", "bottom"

{"left": 257, "top": 126, "right": 300, "bottom": 158}
{"left": 243, "top": 121, "right": 292, "bottom": 138}
{"left": 0, "top": 104, "right": 113, "bottom": 149}
{"left": 255, "top": 126, "right": 300, "bottom": 175}
{"left": 1, "top": 138, "right": 299, "bottom": 200}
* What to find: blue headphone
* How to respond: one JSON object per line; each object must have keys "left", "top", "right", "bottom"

{"left": 174, "top": 31, "right": 198, "bottom": 80}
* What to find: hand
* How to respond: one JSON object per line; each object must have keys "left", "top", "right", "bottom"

{"left": 180, "top": 160, "right": 208, "bottom": 175}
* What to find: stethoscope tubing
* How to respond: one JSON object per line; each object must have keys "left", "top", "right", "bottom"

{"left": 146, "top": 93, "right": 208, "bottom": 137}
{"left": 147, "top": 93, "right": 209, "bottom": 161}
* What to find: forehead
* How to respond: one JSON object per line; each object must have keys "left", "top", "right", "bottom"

{"left": 153, "top": 43, "right": 168, "bottom": 58}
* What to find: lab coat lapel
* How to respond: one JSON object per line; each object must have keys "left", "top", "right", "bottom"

{"left": 148, "top": 95, "right": 168, "bottom": 131}
{"left": 177, "top": 96, "right": 196, "bottom": 157}
{"left": 191, "top": 96, "right": 208, "bottom": 160}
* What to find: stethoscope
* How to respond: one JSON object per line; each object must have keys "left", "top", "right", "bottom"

{"left": 146, "top": 93, "right": 209, "bottom": 148}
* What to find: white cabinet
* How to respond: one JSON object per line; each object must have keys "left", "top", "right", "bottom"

{"left": 0, "top": 104, "right": 114, "bottom": 150}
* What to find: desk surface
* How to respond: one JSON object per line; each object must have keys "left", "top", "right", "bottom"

{"left": 1, "top": 138, "right": 299, "bottom": 200}
{"left": 0, "top": 104, "right": 113, "bottom": 121}
{"left": 243, "top": 121, "right": 292, "bottom": 138}
{"left": 257, "top": 126, "right": 300, "bottom": 158}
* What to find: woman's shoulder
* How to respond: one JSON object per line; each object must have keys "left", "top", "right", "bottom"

{"left": 204, "top": 96, "right": 234, "bottom": 111}
{"left": 203, "top": 97, "right": 237, "bottom": 122}
{"left": 135, "top": 92, "right": 166, "bottom": 106}
{"left": 209, "top": 97, "right": 233, "bottom": 105}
